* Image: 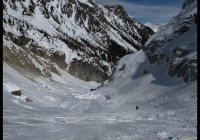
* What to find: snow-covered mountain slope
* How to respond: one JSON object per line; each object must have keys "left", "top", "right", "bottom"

{"left": 3, "top": 0, "right": 153, "bottom": 83}
{"left": 3, "top": 48, "right": 197, "bottom": 139}
{"left": 143, "top": 0, "right": 197, "bottom": 83}
{"left": 144, "top": 22, "right": 165, "bottom": 32}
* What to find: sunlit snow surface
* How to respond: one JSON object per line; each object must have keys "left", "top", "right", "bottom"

{"left": 3, "top": 50, "right": 197, "bottom": 140}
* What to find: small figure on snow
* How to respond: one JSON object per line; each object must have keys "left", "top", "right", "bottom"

{"left": 136, "top": 106, "right": 139, "bottom": 110}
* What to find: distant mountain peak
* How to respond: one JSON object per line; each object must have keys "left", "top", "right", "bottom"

{"left": 144, "top": 22, "right": 165, "bottom": 33}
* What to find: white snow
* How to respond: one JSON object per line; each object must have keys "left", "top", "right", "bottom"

{"left": 3, "top": 82, "right": 21, "bottom": 92}
{"left": 72, "top": 92, "right": 103, "bottom": 100}
{"left": 78, "top": 0, "right": 94, "bottom": 7}
{"left": 144, "top": 22, "right": 165, "bottom": 32}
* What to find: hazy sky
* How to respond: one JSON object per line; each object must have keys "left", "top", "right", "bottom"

{"left": 95, "top": 0, "right": 184, "bottom": 24}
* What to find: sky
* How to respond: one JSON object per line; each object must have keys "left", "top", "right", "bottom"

{"left": 95, "top": 0, "right": 184, "bottom": 24}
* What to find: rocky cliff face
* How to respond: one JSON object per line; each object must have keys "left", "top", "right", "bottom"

{"left": 3, "top": 0, "right": 153, "bottom": 83}
{"left": 144, "top": 0, "right": 197, "bottom": 82}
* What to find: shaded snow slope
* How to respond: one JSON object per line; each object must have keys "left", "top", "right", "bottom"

{"left": 144, "top": 0, "right": 197, "bottom": 83}
{"left": 3, "top": 49, "right": 197, "bottom": 140}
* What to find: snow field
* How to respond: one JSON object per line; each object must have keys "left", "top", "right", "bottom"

{"left": 3, "top": 49, "right": 197, "bottom": 140}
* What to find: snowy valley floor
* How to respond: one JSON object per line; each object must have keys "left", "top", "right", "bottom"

{"left": 3, "top": 51, "right": 197, "bottom": 140}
